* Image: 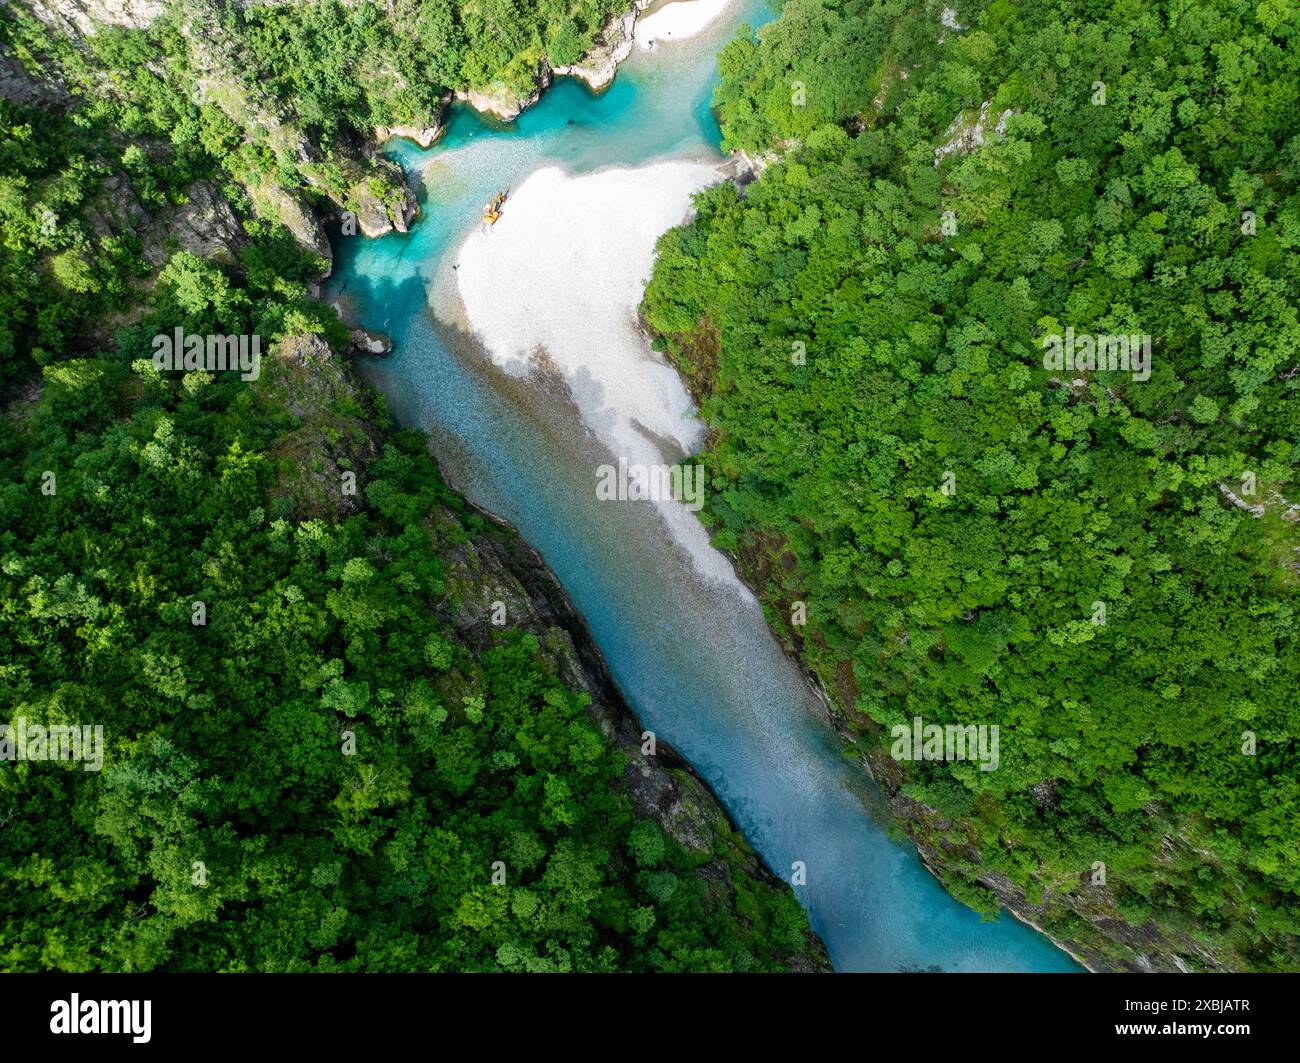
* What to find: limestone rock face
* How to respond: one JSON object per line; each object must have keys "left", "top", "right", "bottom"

{"left": 19, "top": 0, "right": 308, "bottom": 35}
{"left": 23, "top": 0, "right": 164, "bottom": 36}
{"left": 455, "top": 64, "right": 552, "bottom": 121}
{"left": 80, "top": 174, "right": 247, "bottom": 267}
{"left": 351, "top": 189, "right": 392, "bottom": 240}
{"left": 248, "top": 181, "right": 332, "bottom": 267}
{"left": 373, "top": 124, "right": 443, "bottom": 149}
{"left": 350, "top": 157, "right": 419, "bottom": 238}
{"left": 552, "top": 2, "right": 652, "bottom": 91}
{"left": 149, "top": 180, "right": 247, "bottom": 266}
{"left": 0, "top": 50, "right": 73, "bottom": 108}
{"left": 374, "top": 92, "right": 453, "bottom": 147}
{"left": 348, "top": 326, "right": 391, "bottom": 357}
{"left": 555, "top": 0, "right": 653, "bottom": 89}
{"left": 933, "top": 100, "right": 1020, "bottom": 164}
{"left": 261, "top": 334, "right": 382, "bottom": 519}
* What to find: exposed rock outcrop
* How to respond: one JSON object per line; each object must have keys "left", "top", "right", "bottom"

{"left": 351, "top": 155, "right": 419, "bottom": 238}
{"left": 248, "top": 180, "right": 332, "bottom": 266}
{"left": 436, "top": 502, "right": 831, "bottom": 971}
{"left": 261, "top": 334, "right": 382, "bottom": 518}
{"left": 21, "top": 0, "right": 163, "bottom": 35}
{"left": 79, "top": 173, "right": 247, "bottom": 267}
{"left": 348, "top": 326, "right": 391, "bottom": 357}
{"left": 933, "top": 100, "right": 1021, "bottom": 164}
{"left": 552, "top": 1, "right": 653, "bottom": 91}
{"left": 373, "top": 123, "right": 443, "bottom": 149}
{"left": 0, "top": 49, "right": 73, "bottom": 107}
{"left": 455, "top": 63, "right": 553, "bottom": 122}
{"left": 145, "top": 179, "right": 247, "bottom": 266}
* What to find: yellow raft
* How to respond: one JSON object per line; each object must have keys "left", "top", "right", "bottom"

{"left": 482, "top": 190, "right": 506, "bottom": 225}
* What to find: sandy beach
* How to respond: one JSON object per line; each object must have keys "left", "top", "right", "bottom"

{"left": 634, "top": 0, "right": 735, "bottom": 49}
{"left": 454, "top": 160, "right": 744, "bottom": 585}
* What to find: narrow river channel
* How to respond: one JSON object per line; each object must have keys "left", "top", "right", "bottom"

{"left": 326, "top": 0, "right": 1080, "bottom": 972}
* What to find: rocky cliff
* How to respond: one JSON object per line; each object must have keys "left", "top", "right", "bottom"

{"left": 7, "top": 0, "right": 663, "bottom": 272}
{"left": 552, "top": 1, "right": 652, "bottom": 92}
{"left": 22, "top": 0, "right": 163, "bottom": 35}
{"left": 444, "top": 515, "right": 829, "bottom": 972}
{"left": 7, "top": 0, "right": 422, "bottom": 268}
{"left": 267, "top": 332, "right": 832, "bottom": 970}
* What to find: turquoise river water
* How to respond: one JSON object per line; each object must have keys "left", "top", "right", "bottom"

{"left": 325, "top": 0, "right": 1081, "bottom": 972}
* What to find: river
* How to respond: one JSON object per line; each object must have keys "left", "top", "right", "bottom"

{"left": 325, "top": 0, "right": 1080, "bottom": 973}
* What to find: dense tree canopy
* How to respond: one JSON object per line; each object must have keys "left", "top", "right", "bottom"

{"left": 0, "top": 0, "right": 819, "bottom": 973}
{"left": 644, "top": 0, "right": 1300, "bottom": 970}
{"left": 0, "top": 0, "right": 633, "bottom": 386}
{"left": 0, "top": 237, "right": 816, "bottom": 973}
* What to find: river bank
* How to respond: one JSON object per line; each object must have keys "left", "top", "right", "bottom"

{"left": 434, "top": 68, "right": 1093, "bottom": 970}
{"left": 652, "top": 298, "right": 1204, "bottom": 973}
{"left": 636, "top": 0, "right": 737, "bottom": 47}
{"left": 452, "top": 159, "right": 740, "bottom": 584}
{"left": 263, "top": 327, "right": 832, "bottom": 968}
{"left": 327, "top": 0, "right": 1081, "bottom": 972}
{"left": 452, "top": 495, "right": 831, "bottom": 970}
{"left": 381, "top": 0, "right": 732, "bottom": 139}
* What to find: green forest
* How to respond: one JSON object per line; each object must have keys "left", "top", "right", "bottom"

{"left": 0, "top": 2, "right": 822, "bottom": 971}
{"left": 3, "top": 0, "right": 1298, "bottom": 976}
{"left": 643, "top": 0, "right": 1300, "bottom": 969}
{"left": 0, "top": 0, "right": 637, "bottom": 384}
